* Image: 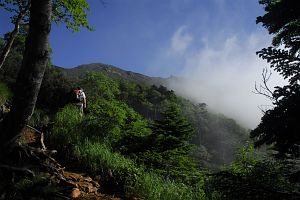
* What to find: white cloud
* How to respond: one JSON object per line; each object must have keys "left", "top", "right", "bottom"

{"left": 166, "top": 29, "right": 286, "bottom": 128}
{"left": 169, "top": 26, "right": 193, "bottom": 56}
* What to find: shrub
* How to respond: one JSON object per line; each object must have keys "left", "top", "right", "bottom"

{"left": 205, "top": 144, "right": 300, "bottom": 200}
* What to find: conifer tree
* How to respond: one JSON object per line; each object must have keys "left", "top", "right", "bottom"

{"left": 139, "top": 103, "right": 199, "bottom": 182}
{"left": 150, "top": 103, "right": 194, "bottom": 152}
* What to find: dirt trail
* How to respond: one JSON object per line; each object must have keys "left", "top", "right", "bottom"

{"left": 22, "top": 126, "right": 139, "bottom": 200}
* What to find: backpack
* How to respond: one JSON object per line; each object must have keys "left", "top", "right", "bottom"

{"left": 78, "top": 90, "right": 85, "bottom": 102}
{"left": 71, "top": 89, "right": 81, "bottom": 103}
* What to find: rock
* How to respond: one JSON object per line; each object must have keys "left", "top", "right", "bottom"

{"left": 63, "top": 171, "right": 103, "bottom": 198}
{"left": 71, "top": 188, "right": 81, "bottom": 198}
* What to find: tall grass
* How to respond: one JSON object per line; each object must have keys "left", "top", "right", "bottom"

{"left": 51, "top": 105, "right": 82, "bottom": 144}
{"left": 51, "top": 105, "right": 207, "bottom": 200}
{"left": 0, "top": 82, "right": 11, "bottom": 105}
{"left": 130, "top": 170, "right": 206, "bottom": 200}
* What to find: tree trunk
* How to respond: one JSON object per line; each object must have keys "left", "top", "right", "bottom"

{"left": 0, "top": 1, "right": 30, "bottom": 69}
{"left": 0, "top": 0, "right": 52, "bottom": 148}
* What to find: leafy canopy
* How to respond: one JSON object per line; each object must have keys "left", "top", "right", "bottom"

{"left": 52, "top": 0, "right": 94, "bottom": 32}
{"left": 0, "top": 0, "right": 93, "bottom": 32}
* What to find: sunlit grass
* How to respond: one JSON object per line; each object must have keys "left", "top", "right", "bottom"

{"left": 75, "top": 141, "right": 207, "bottom": 200}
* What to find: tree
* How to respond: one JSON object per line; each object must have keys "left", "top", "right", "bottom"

{"left": 0, "top": 0, "right": 93, "bottom": 69}
{"left": 0, "top": 0, "right": 30, "bottom": 68}
{"left": 0, "top": 0, "right": 92, "bottom": 149}
{"left": 0, "top": 0, "right": 52, "bottom": 149}
{"left": 149, "top": 103, "right": 194, "bottom": 152}
{"left": 256, "top": 0, "right": 300, "bottom": 55}
{"left": 250, "top": 0, "right": 300, "bottom": 158}
{"left": 80, "top": 72, "right": 120, "bottom": 101}
{"left": 36, "top": 65, "right": 73, "bottom": 112}
{"left": 0, "top": 27, "right": 27, "bottom": 87}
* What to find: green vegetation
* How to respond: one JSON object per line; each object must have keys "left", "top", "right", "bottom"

{"left": 2, "top": 41, "right": 297, "bottom": 199}
{"left": 41, "top": 70, "right": 260, "bottom": 199}
{"left": 205, "top": 144, "right": 300, "bottom": 200}
{"left": 0, "top": 39, "right": 254, "bottom": 198}
{"left": 205, "top": 1, "right": 300, "bottom": 199}
{"left": 0, "top": 172, "right": 60, "bottom": 200}
{"left": 0, "top": 29, "right": 25, "bottom": 87}
{"left": 1, "top": 1, "right": 299, "bottom": 198}
{"left": 130, "top": 103, "right": 201, "bottom": 184}
{"left": 0, "top": 81, "right": 11, "bottom": 105}
{"left": 50, "top": 105, "right": 207, "bottom": 200}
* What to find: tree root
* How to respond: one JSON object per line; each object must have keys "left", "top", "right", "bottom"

{"left": 0, "top": 164, "right": 35, "bottom": 177}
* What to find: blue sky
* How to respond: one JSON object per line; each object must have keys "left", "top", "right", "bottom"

{"left": 1, "top": 0, "right": 267, "bottom": 76}
{"left": 55, "top": 0, "right": 266, "bottom": 76}
{"left": 0, "top": 0, "right": 286, "bottom": 128}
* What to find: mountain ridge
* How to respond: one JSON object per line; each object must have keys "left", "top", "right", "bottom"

{"left": 58, "top": 62, "right": 170, "bottom": 87}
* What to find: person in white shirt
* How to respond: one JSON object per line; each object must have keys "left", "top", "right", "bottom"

{"left": 75, "top": 87, "right": 86, "bottom": 114}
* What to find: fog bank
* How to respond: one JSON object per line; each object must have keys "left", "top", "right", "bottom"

{"left": 165, "top": 29, "right": 286, "bottom": 129}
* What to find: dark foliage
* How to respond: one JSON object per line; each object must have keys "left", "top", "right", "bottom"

{"left": 0, "top": 28, "right": 27, "bottom": 89}
{"left": 37, "top": 65, "right": 73, "bottom": 112}
{"left": 251, "top": 87, "right": 300, "bottom": 158}
{"left": 257, "top": 0, "right": 300, "bottom": 55}
{"left": 206, "top": 170, "right": 300, "bottom": 200}
{"left": 148, "top": 103, "right": 194, "bottom": 152}
{"left": 205, "top": 145, "right": 300, "bottom": 200}
{"left": 251, "top": 0, "right": 300, "bottom": 158}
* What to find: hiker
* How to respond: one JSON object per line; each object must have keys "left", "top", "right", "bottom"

{"left": 73, "top": 87, "right": 86, "bottom": 114}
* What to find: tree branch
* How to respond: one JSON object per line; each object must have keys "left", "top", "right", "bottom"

{"left": 0, "top": 164, "right": 35, "bottom": 177}
{"left": 253, "top": 68, "right": 278, "bottom": 104}
{"left": 26, "top": 124, "right": 46, "bottom": 150}
{"left": 0, "top": 0, "right": 30, "bottom": 69}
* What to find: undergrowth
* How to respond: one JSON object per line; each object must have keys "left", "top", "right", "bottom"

{"left": 0, "top": 81, "right": 11, "bottom": 105}
{"left": 0, "top": 171, "right": 60, "bottom": 200}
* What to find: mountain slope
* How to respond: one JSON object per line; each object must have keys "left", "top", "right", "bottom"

{"left": 56, "top": 63, "right": 248, "bottom": 167}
